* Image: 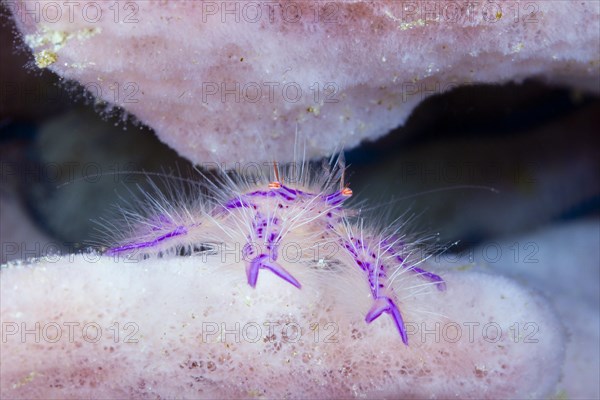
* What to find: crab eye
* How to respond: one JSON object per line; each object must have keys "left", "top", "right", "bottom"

{"left": 341, "top": 187, "right": 353, "bottom": 196}
{"left": 323, "top": 188, "right": 352, "bottom": 206}
{"left": 268, "top": 181, "right": 282, "bottom": 189}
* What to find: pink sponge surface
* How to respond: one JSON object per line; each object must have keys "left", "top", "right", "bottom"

{"left": 9, "top": 0, "right": 600, "bottom": 163}
{"left": 1, "top": 254, "right": 564, "bottom": 398}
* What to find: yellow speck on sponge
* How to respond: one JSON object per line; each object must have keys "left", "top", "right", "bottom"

{"left": 27, "top": 26, "right": 101, "bottom": 69}
{"left": 34, "top": 49, "right": 58, "bottom": 68}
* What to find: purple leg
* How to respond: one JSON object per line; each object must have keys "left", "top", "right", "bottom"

{"left": 247, "top": 254, "right": 301, "bottom": 289}
{"left": 223, "top": 198, "right": 254, "bottom": 210}
{"left": 106, "top": 226, "right": 188, "bottom": 255}
{"left": 382, "top": 240, "right": 446, "bottom": 291}
{"left": 366, "top": 297, "right": 409, "bottom": 345}
{"left": 408, "top": 266, "right": 446, "bottom": 291}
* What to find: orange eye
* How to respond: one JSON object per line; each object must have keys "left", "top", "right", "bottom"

{"left": 269, "top": 181, "right": 282, "bottom": 189}
{"left": 341, "top": 187, "right": 353, "bottom": 196}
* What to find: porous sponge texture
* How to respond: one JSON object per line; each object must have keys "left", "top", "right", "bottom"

{"left": 1, "top": 254, "right": 564, "bottom": 398}
{"left": 10, "top": 0, "right": 600, "bottom": 163}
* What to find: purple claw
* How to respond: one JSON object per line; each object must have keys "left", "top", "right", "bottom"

{"left": 223, "top": 198, "right": 254, "bottom": 210}
{"left": 366, "top": 297, "right": 409, "bottom": 345}
{"left": 106, "top": 226, "right": 188, "bottom": 255}
{"left": 382, "top": 239, "right": 446, "bottom": 291}
{"left": 409, "top": 267, "right": 447, "bottom": 291}
{"left": 247, "top": 254, "right": 301, "bottom": 289}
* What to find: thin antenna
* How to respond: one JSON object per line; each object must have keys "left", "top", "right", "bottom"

{"left": 269, "top": 161, "right": 282, "bottom": 189}
{"left": 273, "top": 161, "right": 281, "bottom": 183}
{"left": 338, "top": 152, "right": 347, "bottom": 189}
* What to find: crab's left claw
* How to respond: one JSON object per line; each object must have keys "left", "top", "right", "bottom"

{"left": 105, "top": 226, "right": 188, "bottom": 255}
{"left": 247, "top": 254, "right": 301, "bottom": 289}
{"left": 365, "top": 297, "right": 408, "bottom": 345}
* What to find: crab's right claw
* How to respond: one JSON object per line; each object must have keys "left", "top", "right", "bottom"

{"left": 409, "top": 266, "right": 447, "bottom": 291}
{"left": 366, "top": 297, "right": 409, "bottom": 345}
